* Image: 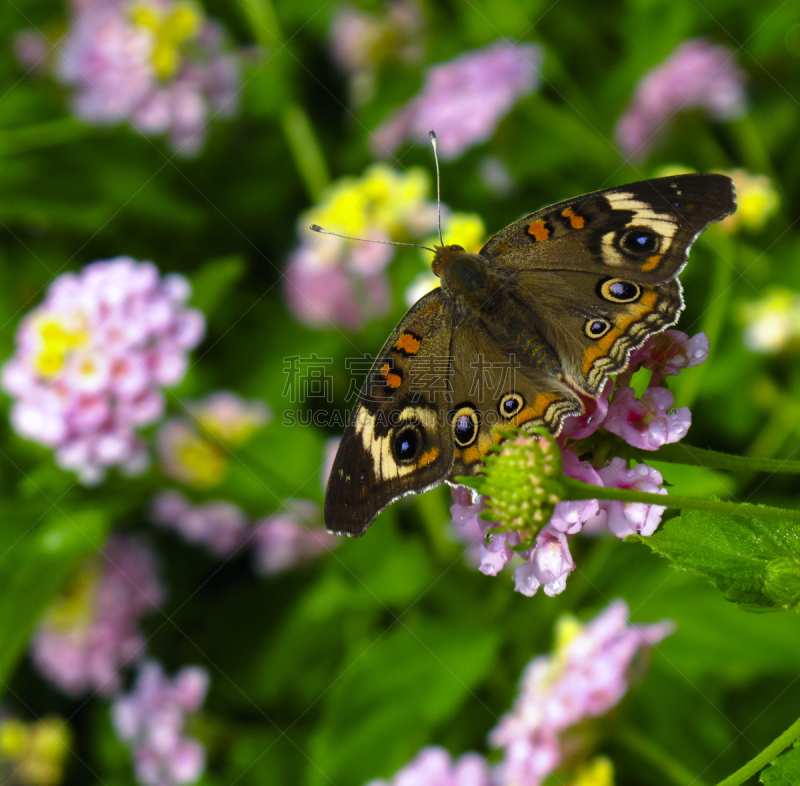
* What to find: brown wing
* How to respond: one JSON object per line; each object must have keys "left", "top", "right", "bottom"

{"left": 324, "top": 289, "right": 455, "bottom": 537}
{"left": 444, "top": 317, "right": 582, "bottom": 481}
{"left": 506, "top": 270, "right": 683, "bottom": 396}
{"left": 479, "top": 174, "right": 736, "bottom": 284}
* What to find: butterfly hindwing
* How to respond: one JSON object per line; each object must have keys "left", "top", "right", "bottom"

{"left": 324, "top": 289, "right": 455, "bottom": 536}
{"left": 446, "top": 317, "right": 582, "bottom": 479}
{"left": 507, "top": 269, "right": 683, "bottom": 396}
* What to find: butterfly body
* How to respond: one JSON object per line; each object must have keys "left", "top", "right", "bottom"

{"left": 324, "top": 174, "right": 736, "bottom": 537}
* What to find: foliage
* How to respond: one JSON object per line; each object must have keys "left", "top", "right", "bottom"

{"left": 1, "top": 0, "right": 800, "bottom": 785}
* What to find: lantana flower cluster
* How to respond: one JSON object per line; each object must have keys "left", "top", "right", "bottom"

{"left": 489, "top": 600, "right": 673, "bottom": 786}
{"left": 0, "top": 715, "right": 72, "bottom": 786}
{"left": 284, "top": 164, "right": 439, "bottom": 331}
{"left": 452, "top": 329, "right": 709, "bottom": 597}
{"left": 152, "top": 491, "right": 338, "bottom": 572}
{"left": 373, "top": 39, "right": 544, "bottom": 161}
{"left": 157, "top": 391, "right": 271, "bottom": 488}
{"left": 31, "top": 534, "right": 165, "bottom": 697}
{"left": 719, "top": 169, "right": 779, "bottom": 233}
{"left": 111, "top": 660, "right": 208, "bottom": 786}
{"left": 18, "top": 0, "right": 240, "bottom": 155}
{"left": 365, "top": 601, "right": 671, "bottom": 786}
{"left": 330, "top": 1, "right": 425, "bottom": 107}
{"left": 741, "top": 288, "right": 800, "bottom": 354}
{"left": 2, "top": 258, "right": 205, "bottom": 485}
{"left": 615, "top": 38, "right": 746, "bottom": 159}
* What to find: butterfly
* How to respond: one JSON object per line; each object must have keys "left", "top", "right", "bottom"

{"left": 324, "top": 173, "right": 736, "bottom": 536}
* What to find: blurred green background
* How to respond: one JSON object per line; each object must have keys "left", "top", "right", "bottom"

{"left": 1, "top": 0, "right": 800, "bottom": 784}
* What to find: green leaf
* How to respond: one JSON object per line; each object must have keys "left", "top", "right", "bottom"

{"left": 630, "top": 509, "right": 800, "bottom": 611}
{"left": 306, "top": 616, "right": 500, "bottom": 786}
{"left": 760, "top": 744, "right": 800, "bottom": 784}
{"left": 190, "top": 255, "right": 247, "bottom": 320}
{"left": 0, "top": 505, "right": 112, "bottom": 687}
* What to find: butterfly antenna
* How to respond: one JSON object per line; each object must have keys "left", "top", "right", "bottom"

{"left": 310, "top": 225, "right": 435, "bottom": 253}
{"left": 429, "top": 130, "right": 444, "bottom": 247}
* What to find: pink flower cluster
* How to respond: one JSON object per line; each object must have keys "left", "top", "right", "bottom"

{"left": 452, "top": 330, "right": 708, "bottom": 597}
{"left": 284, "top": 238, "right": 395, "bottom": 332}
{"left": 2, "top": 258, "right": 205, "bottom": 485}
{"left": 31, "top": 534, "right": 165, "bottom": 697}
{"left": 152, "top": 489, "right": 248, "bottom": 557}
{"left": 365, "top": 746, "right": 491, "bottom": 786}
{"left": 21, "top": 0, "right": 240, "bottom": 155}
{"left": 361, "top": 602, "right": 670, "bottom": 786}
{"left": 111, "top": 660, "right": 208, "bottom": 786}
{"left": 489, "top": 601, "right": 672, "bottom": 786}
{"left": 284, "top": 164, "right": 438, "bottom": 332}
{"left": 150, "top": 492, "right": 338, "bottom": 572}
{"left": 373, "top": 40, "right": 543, "bottom": 160}
{"left": 252, "top": 500, "right": 340, "bottom": 576}
{"left": 331, "top": 1, "right": 425, "bottom": 106}
{"left": 615, "top": 38, "right": 747, "bottom": 159}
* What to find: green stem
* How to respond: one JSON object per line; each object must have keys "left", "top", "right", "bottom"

{"left": 673, "top": 228, "right": 736, "bottom": 409}
{"left": 537, "top": 42, "right": 599, "bottom": 126}
{"left": 728, "top": 115, "right": 774, "bottom": 178}
{"left": 630, "top": 443, "right": 800, "bottom": 474}
{"left": 561, "top": 535, "right": 619, "bottom": 608}
{"left": 714, "top": 716, "right": 800, "bottom": 786}
{"left": 617, "top": 725, "right": 710, "bottom": 786}
{"left": 416, "top": 486, "right": 456, "bottom": 560}
{"left": 563, "top": 478, "right": 800, "bottom": 524}
{"left": 279, "top": 105, "right": 330, "bottom": 201}
{"left": 237, "top": 0, "right": 329, "bottom": 201}
{"left": 0, "top": 118, "right": 89, "bottom": 155}
{"left": 239, "top": 0, "right": 284, "bottom": 40}
{"left": 747, "top": 390, "right": 800, "bottom": 459}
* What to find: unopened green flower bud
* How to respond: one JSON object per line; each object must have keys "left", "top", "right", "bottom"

{"left": 466, "top": 427, "right": 564, "bottom": 543}
{"left": 764, "top": 556, "right": 800, "bottom": 610}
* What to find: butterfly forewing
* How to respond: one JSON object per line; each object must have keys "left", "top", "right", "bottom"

{"left": 324, "top": 288, "right": 455, "bottom": 536}
{"left": 479, "top": 173, "right": 736, "bottom": 283}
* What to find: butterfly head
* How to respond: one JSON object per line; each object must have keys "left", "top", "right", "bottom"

{"left": 431, "top": 244, "right": 466, "bottom": 278}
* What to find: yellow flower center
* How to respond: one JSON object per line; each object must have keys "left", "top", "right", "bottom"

{"left": 43, "top": 560, "right": 102, "bottom": 632}
{"left": 571, "top": 756, "right": 615, "bottom": 786}
{"left": 0, "top": 717, "right": 71, "bottom": 786}
{"left": 33, "top": 315, "right": 89, "bottom": 377}
{"left": 131, "top": 1, "right": 203, "bottom": 80}
{"left": 0, "top": 720, "right": 28, "bottom": 759}
{"left": 176, "top": 436, "right": 227, "bottom": 487}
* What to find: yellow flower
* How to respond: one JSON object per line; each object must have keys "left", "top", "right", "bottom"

{"left": 720, "top": 169, "right": 779, "bottom": 232}
{"left": 420, "top": 211, "right": 486, "bottom": 257}
{"left": 131, "top": 1, "right": 203, "bottom": 80}
{"left": 32, "top": 314, "right": 89, "bottom": 377}
{"left": 741, "top": 288, "right": 800, "bottom": 354}
{"left": 0, "top": 719, "right": 28, "bottom": 758}
{"left": 304, "top": 164, "right": 435, "bottom": 240}
{"left": 41, "top": 560, "right": 102, "bottom": 632}
{"left": 442, "top": 212, "right": 486, "bottom": 252}
{"left": 0, "top": 717, "right": 71, "bottom": 786}
{"left": 190, "top": 392, "right": 271, "bottom": 447}
{"left": 158, "top": 420, "right": 228, "bottom": 488}
{"left": 570, "top": 756, "right": 615, "bottom": 786}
